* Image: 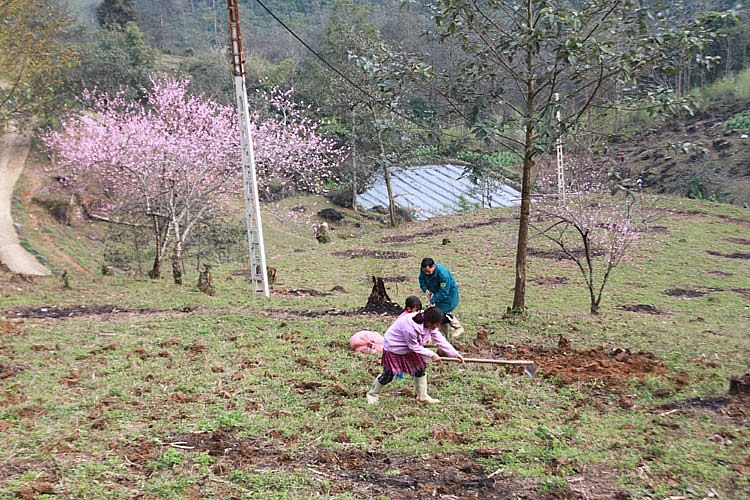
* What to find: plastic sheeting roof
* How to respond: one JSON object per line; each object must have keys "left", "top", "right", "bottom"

{"left": 358, "top": 164, "right": 521, "bottom": 220}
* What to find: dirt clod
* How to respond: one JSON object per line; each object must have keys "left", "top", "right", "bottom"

{"left": 457, "top": 336, "right": 666, "bottom": 390}
{"left": 4, "top": 304, "right": 181, "bottom": 319}
{"left": 332, "top": 249, "right": 411, "bottom": 259}
{"left": 616, "top": 304, "right": 661, "bottom": 314}
{"left": 146, "top": 430, "right": 612, "bottom": 498}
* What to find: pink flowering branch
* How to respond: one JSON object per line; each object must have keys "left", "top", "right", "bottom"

{"left": 251, "top": 86, "right": 347, "bottom": 199}
{"left": 532, "top": 156, "right": 647, "bottom": 314}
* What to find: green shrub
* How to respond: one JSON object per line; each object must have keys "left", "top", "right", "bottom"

{"left": 147, "top": 448, "right": 184, "bottom": 470}
{"left": 456, "top": 194, "right": 481, "bottom": 212}
{"left": 698, "top": 67, "right": 750, "bottom": 104}
{"left": 723, "top": 109, "right": 750, "bottom": 134}
{"left": 413, "top": 144, "right": 439, "bottom": 159}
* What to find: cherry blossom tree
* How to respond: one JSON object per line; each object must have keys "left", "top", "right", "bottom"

{"left": 250, "top": 86, "right": 344, "bottom": 201}
{"left": 43, "top": 76, "right": 344, "bottom": 282}
{"left": 532, "top": 158, "right": 649, "bottom": 314}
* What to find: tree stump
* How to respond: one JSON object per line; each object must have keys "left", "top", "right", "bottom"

{"left": 360, "top": 276, "right": 402, "bottom": 315}
{"left": 314, "top": 222, "right": 331, "bottom": 243}
{"left": 267, "top": 266, "right": 277, "bottom": 285}
{"left": 197, "top": 264, "right": 216, "bottom": 296}
{"left": 729, "top": 371, "right": 750, "bottom": 395}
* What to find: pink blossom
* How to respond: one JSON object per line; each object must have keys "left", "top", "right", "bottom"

{"left": 42, "top": 76, "right": 347, "bottom": 280}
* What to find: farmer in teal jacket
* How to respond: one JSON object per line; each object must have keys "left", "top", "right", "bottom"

{"left": 418, "top": 257, "right": 464, "bottom": 337}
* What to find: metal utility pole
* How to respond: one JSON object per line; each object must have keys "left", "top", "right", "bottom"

{"left": 227, "top": 0, "right": 269, "bottom": 297}
{"left": 555, "top": 93, "right": 566, "bottom": 202}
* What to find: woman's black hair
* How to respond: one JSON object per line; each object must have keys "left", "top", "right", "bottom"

{"left": 404, "top": 295, "right": 422, "bottom": 310}
{"left": 412, "top": 306, "right": 443, "bottom": 325}
{"left": 422, "top": 306, "right": 443, "bottom": 325}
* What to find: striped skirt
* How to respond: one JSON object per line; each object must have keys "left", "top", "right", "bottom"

{"left": 381, "top": 350, "right": 427, "bottom": 376}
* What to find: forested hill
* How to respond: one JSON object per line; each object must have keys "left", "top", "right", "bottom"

{"left": 4, "top": 0, "right": 750, "bottom": 206}
{"left": 85, "top": 0, "right": 750, "bottom": 205}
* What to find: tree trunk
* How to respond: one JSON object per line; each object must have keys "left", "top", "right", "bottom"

{"left": 148, "top": 254, "right": 161, "bottom": 279}
{"left": 148, "top": 213, "right": 165, "bottom": 279}
{"left": 133, "top": 226, "right": 144, "bottom": 277}
{"left": 590, "top": 293, "right": 600, "bottom": 315}
{"left": 377, "top": 128, "right": 397, "bottom": 227}
{"left": 510, "top": 37, "right": 537, "bottom": 316}
{"left": 171, "top": 241, "right": 183, "bottom": 285}
{"left": 383, "top": 162, "right": 396, "bottom": 227}
{"left": 351, "top": 105, "right": 358, "bottom": 212}
{"left": 511, "top": 134, "right": 535, "bottom": 315}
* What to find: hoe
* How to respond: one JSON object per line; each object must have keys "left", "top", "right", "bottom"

{"left": 439, "top": 356, "right": 539, "bottom": 379}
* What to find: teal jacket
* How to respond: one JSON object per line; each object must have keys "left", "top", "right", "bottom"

{"left": 419, "top": 263, "right": 459, "bottom": 314}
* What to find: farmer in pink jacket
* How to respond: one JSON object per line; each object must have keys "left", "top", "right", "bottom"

{"left": 366, "top": 306, "right": 464, "bottom": 405}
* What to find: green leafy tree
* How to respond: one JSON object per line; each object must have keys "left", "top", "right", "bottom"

{"left": 96, "top": 0, "right": 139, "bottom": 30}
{"left": 428, "top": 0, "right": 718, "bottom": 315}
{"left": 351, "top": 42, "right": 433, "bottom": 226}
{"left": 300, "top": 1, "right": 437, "bottom": 224}
{"left": 134, "top": 0, "right": 226, "bottom": 52}
{"left": 76, "top": 22, "right": 157, "bottom": 100}
{"left": 695, "top": 10, "right": 750, "bottom": 85}
{"left": 0, "top": 0, "right": 81, "bottom": 128}
{"left": 180, "top": 51, "right": 235, "bottom": 106}
{"left": 297, "top": 0, "right": 385, "bottom": 211}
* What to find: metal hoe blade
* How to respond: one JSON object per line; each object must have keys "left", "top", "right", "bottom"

{"left": 523, "top": 363, "right": 539, "bottom": 379}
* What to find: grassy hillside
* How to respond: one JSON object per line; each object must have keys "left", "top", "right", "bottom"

{"left": 1, "top": 158, "right": 749, "bottom": 498}
{"left": 609, "top": 69, "right": 750, "bottom": 207}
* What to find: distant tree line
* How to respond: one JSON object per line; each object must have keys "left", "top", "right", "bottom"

{"left": 4, "top": 0, "right": 747, "bottom": 130}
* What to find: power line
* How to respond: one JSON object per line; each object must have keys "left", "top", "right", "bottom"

{"left": 253, "top": 0, "right": 426, "bottom": 127}
{"left": 253, "top": 0, "right": 373, "bottom": 102}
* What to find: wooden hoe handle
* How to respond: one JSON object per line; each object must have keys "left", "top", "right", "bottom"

{"left": 439, "top": 357, "right": 534, "bottom": 366}
{"left": 439, "top": 357, "right": 540, "bottom": 378}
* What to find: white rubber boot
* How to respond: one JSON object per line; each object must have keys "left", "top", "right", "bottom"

{"left": 366, "top": 378, "right": 384, "bottom": 405}
{"left": 414, "top": 375, "right": 440, "bottom": 404}
{"left": 450, "top": 318, "right": 465, "bottom": 338}
{"left": 445, "top": 313, "right": 464, "bottom": 338}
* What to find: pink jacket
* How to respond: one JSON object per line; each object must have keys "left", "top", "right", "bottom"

{"left": 383, "top": 312, "right": 458, "bottom": 359}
